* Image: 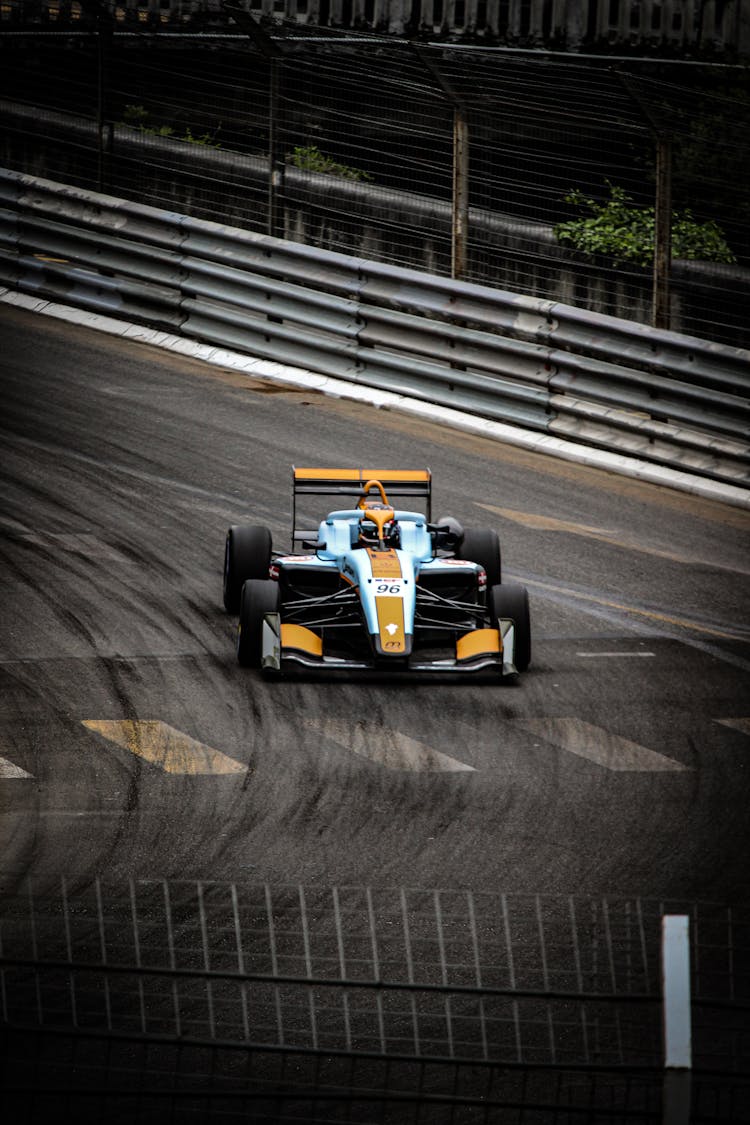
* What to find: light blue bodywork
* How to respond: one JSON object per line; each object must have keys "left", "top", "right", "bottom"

{"left": 315, "top": 509, "right": 431, "bottom": 638}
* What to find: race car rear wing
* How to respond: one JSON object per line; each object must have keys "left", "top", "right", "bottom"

{"left": 292, "top": 467, "right": 432, "bottom": 547}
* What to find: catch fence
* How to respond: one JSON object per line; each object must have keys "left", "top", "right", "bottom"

{"left": 1, "top": 879, "right": 749, "bottom": 1122}
{"left": 0, "top": 34, "right": 748, "bottom": 348}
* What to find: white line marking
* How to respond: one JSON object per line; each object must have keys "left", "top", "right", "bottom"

{"left": 521, "top": 719, "right": 689, "bottom": 772}
{"left": 576, "top": 652, "right": 656, "bottom": 658}
{"left": 717, "top": 718, "right": 750, "bottom": 737}
{"left": 304, "top": 718, "right": 475, "bottom": 773}
{"left": 0, "top": 756, "right": 33, "bottom": 779}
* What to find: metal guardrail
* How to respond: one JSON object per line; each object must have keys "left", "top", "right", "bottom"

{"left": 0, "top": 167, "right": 748, "bottom": 490}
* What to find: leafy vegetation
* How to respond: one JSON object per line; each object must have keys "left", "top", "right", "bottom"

{"left": 288, "top": 144, "right": 371, "bottom": 182}
{"left": 120, "top": 104, "right": 221, "bottom": 148}
{"left": 554, "top": 183, "right": 735, "bottom": 266}
{"left": 641, "top": 76, "right": 750, "bottom": 265}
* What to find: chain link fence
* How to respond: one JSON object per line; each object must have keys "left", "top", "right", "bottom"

{"left": 1, "top": 878, "right": 749, "bottom": 1121}
{"left": 1, "top": 33, "right": 749, "bottom": 349}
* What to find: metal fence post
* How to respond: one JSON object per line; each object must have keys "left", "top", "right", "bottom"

{"left": 79, "top": 0, "right": 113, "bottom": 191}
{"left": 653, "top": 136, "right": 672, "bottom": 331}
{"left": 662, "top": 914, "right": 692, "bottom": 1125}
{"left": 452, "top": 106, "right": 469, "bottom": 280}
{"left": 412, "top": 47, "right": 470, "bottom": 280}
{"left": 268, "top": 57, "right": 285, "bottom": 240}
{"left": 221, "top": 3, "right": 285, "bottom": 238}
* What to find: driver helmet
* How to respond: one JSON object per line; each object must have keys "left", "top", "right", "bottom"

{"left": 358, "top": 503, "right": 400, "bottom": 547}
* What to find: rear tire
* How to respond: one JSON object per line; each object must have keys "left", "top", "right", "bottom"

{"left": 237, "top": 579, "right": 279, "bottom": 668}
{"left": 224, "top": 525, "right": 272, "bottom": 613}
{"left": 489, "top": 582, "right": 531, "bottom": 672}
{"left": 458, "top": 528, "right": 502, "bottom": 586}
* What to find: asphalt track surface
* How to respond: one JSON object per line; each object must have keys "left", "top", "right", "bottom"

{"left": 1, "top": 302, "right": 749, "bottom": 905}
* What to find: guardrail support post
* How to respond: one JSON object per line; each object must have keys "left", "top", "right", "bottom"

{"left": 662, "top": 914, "right": 692, "bottom": 1125}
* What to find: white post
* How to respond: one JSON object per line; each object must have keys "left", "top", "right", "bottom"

{"left": 662, "top": 914, "right": 692, "bottom": 1125}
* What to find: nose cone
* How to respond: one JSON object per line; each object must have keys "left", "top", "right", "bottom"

{"left": 365, "top": 549, "right": 416, "bottom": 657}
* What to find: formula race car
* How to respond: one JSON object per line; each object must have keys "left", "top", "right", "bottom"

{"left": 223, "top": 468, "right": 530, "bottom": 678}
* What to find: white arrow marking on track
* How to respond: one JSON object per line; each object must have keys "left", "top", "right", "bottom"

{"left": 520, "top": 718, "right": 689, "bottom": 772}
{"left": 305, "top": 718, "right": 475, "bottom": 773}
{"left": 0, "top": 756, "right": 33, "bottom": 779}
{"left": 716, "top": 718, "right": 750, "bottom": 737}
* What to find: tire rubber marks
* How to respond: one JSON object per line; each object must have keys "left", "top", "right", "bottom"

{"left": 82, "top": 720, "right": 246, "bottom": 775}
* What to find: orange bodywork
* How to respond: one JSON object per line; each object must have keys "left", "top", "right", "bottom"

{"left": 456, "top": 629, "right": 502, "bottom": 660}
{"left": 366, "top": 549, "right": 403, "bottom": 578}
{"left": 280, "top": 624, "right": 323, "bottom": 657}
{"left": 374, "top": 596, "right": 407, "bottom": 654}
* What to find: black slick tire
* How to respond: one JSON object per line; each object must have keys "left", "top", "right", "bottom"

{"left": 237, "top": 579, "right": 279, "bottom": 668}
{"left": 458, "top": 528, "right": 502, "bottom": 586}
{"left": 489, "top": 582, "right": 531, "bottom": 672}
{"left": 223, "top": 525, "right": 273, "bottom": 613}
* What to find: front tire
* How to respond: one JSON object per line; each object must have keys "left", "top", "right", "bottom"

{"left": 458, "top": 528, "right": 502, "bottom": 586}
{"left": 489, "top": 582, "right": 531, "bottom": 672}
{"left": 223, "top": 525, "right": 272, "bottom": 613}
{"left": 237, "top": 579, "right": 279, "bottom": 668}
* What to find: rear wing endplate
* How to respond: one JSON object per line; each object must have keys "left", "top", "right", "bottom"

{"left": 292, "top": 467, "right": 432, "bottom": 547}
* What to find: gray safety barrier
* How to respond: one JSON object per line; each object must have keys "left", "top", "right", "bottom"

{"left": 0, "top": 167, "right": 748, "bottom": 488}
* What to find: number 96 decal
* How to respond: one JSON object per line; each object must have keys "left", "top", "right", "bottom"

{"left": 375, "top": 582, "right": 404, "bottom": 595}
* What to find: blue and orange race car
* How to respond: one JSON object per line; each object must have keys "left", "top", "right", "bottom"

{"left": 223, "top": 468, "right": 530, "bottom": 678}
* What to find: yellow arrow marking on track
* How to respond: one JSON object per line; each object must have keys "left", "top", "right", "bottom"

{"left": 475, "top": 503, "right": 750, "bottom": 576}
{"left": 82, "top": 720, "right": 246, "bottom": 775}
{"left": 476, "top": 504, "right": 617, "bottom": 537}
{"left": 521, "top": 576, "right": 745, "bottom": 642}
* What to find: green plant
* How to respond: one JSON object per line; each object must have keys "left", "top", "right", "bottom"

{"left": 119, "top": 104, "right": 173, "bottom": 137}
{"left": 121, "top": 103, "right": 149, "bottom": 126}
{"left": 554, "top": 183, "right": 736, "bottom": 266}
{"left": 119, "top": 104, "right": 220, "bottom": 148}
{"left": 288, "top": 144, "right": 371, "bottom": 182}
{"left": 182, "top": 126, "right": 221, "bottom": 148}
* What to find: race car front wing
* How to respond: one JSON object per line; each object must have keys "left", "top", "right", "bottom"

{"left": 260, "top": 614, "right": 518, "bottom": 676}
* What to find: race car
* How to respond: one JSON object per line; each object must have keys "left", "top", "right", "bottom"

{"left": 223, "top": 468, "right": 530, "bottom": 678}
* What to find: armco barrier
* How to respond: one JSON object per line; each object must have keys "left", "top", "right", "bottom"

{"left": 0, "top": 168, "right": 748, "bottom": 489}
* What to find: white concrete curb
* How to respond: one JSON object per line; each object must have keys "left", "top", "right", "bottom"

{"left": 4, "top": 287, "right": 749, "bottom": 511}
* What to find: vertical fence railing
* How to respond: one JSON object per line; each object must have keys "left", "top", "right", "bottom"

{"left": 0, "top": 883, "right": 747, "bottom": 1121}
